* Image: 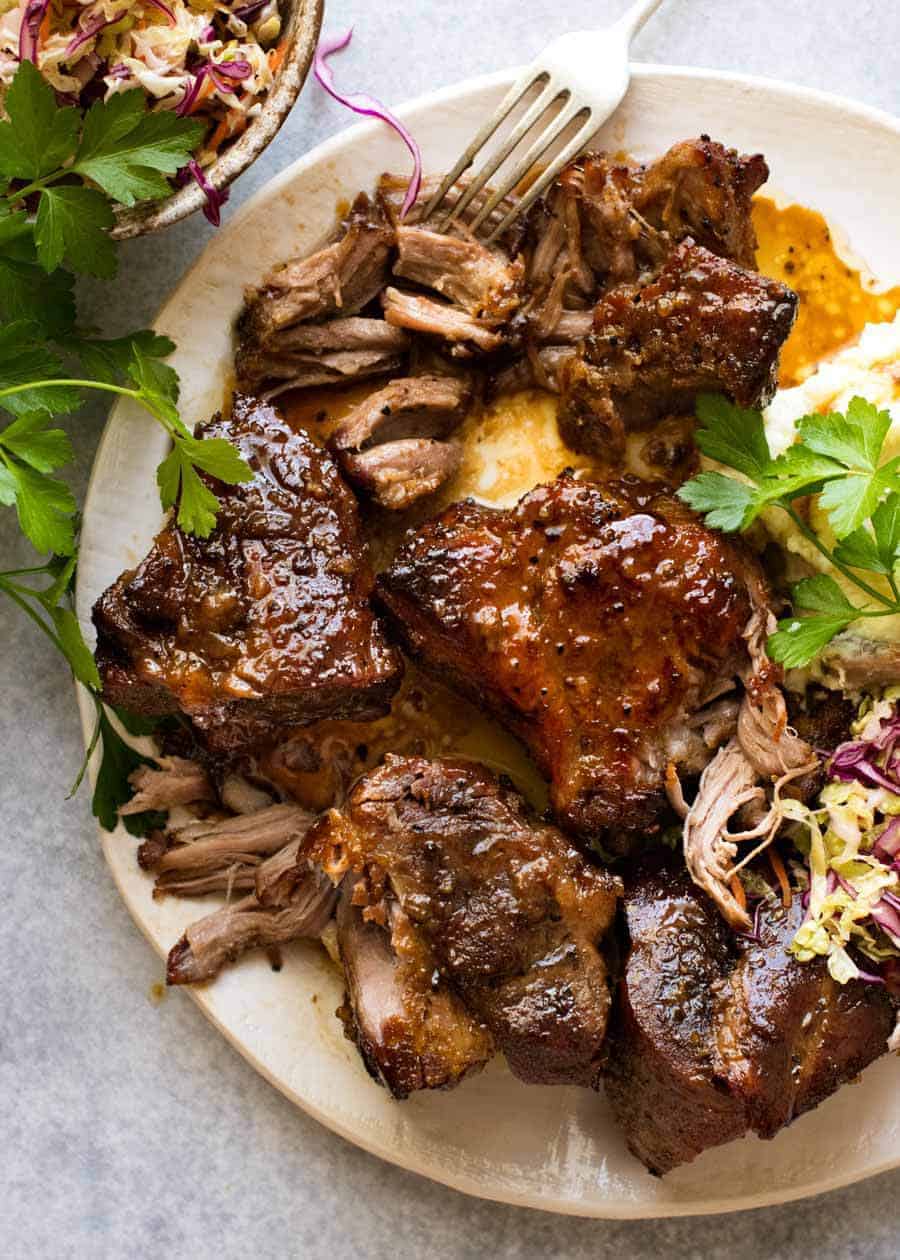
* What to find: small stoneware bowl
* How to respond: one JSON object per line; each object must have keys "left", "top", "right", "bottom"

{"left": 111, "top": 0, "right": 323, "bottom": 239}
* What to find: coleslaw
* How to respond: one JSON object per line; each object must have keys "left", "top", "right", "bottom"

{"left": 0, "top": 0, "right": 284, "bottom": 170}
{"left": 787, "top": 689, "right": 900, "bottom": 995}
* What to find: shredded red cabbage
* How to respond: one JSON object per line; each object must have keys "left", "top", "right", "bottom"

{"left": 829, "top": 705, "right": 900, "bottom": 794}
{"left": 854, "top": 966, "right": 887, "bottom": 985}
{"left": 65, "top": 10, "right": 126, "bottom": 58}
{"left": 872, "top": 897, "right": 900, "bottom": 947}
{"left": 18, "top": 0, "right": 49, "bottom": 62}
{"left": 144, "top": 0, "right": 176, "bottom": 25}
{"left": 107, "top": 62, "right": 131, "bottom": 80}
{"left": 176, "top": 58, "right": 252, "bottom": 116}
{"left": 233, "top": 0, "right": 268, "bottom": 20}
{"left": 875, "top": 816, "right": 900, "bottom": 864}
{"left": 314, "top": 27, "right": 422, "bottom": 218}
{"left": 835, "top": 872, "right": 858, "bottom": 898}
{"left": 178, "top": 158, "right": 229, "bottom": 226}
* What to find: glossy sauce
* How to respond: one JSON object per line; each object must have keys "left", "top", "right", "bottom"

{"left": 752, "top": 197, "right": 900, "bottom": 385}
{"left": 275, "top": 198, "right": 895, "bottom": 806}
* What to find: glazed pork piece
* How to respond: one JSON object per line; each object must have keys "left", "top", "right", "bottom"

{"left": 605, "top": 861, "right": 895, "bottom": 1174}
{"left": 378, "top": 475, "right": 766, "bottom": 850}
{"left": 304, "top": 756, "right": 622, "bottom": 1094}
{"left": 93, "top": 395, "right": 402, "bottom": 754}
{"left": 558, "top": 240, "right": 798, "bottom": 457}
{"left": 336, "top": 876, "right": 494, "bottom": 1098}
{"left": 518, "top": 137, "right": 770, "bottom": 352}
{"left": 603, "top": 861, "right": 746, "bottom": 1174}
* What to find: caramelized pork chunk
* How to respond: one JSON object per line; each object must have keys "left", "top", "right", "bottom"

{"left": 378, "top": 476, "right": 763, "bottom": 848}
{"left": 604, "top": 862, "right": 746, "bottom": 1175}
{"left": 714, "top": 895, "right": 895, "bottom": 1140}
{"left": 93, "top": 395, "right": 402, "bottom": 754}
{"left": 307, "top": 756, "right": 622, "bottom": 1092}
{"left": 558, "top": 240, "right": 798, "bottom": 457}
{"left": 336, "top": 879, "right": 494, "bottom": 1098}
{"left": 605, "top": 861, "right": 895, "bottom": 1175}
{"left": 519, "top": 137, "right": 769, "bottom": 347}
{"left": 633, "top": 137, "right": 769, "bottom": 268}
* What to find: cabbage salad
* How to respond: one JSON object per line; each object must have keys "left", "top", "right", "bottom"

{"left": 788, "top": 690, "right": 900, "bottom": 1003}
{"left": 0, "top": 0, "right": 284, "bottom": 165}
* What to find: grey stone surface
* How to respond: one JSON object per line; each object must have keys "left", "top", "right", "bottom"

{"left": 2, "top": 1, "right": 899, "bottom": 1256}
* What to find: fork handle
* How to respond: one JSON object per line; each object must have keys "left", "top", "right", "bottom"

{"left": 614, "top": 0, "right": 664, "bottom": 41}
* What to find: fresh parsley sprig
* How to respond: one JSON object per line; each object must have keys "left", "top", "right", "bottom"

{"left": 0, "top": 62, "right": 205, "bottom": 278}
{"left": 0, "top": 60, "right": 253, "bottom": 827}
{"left": 679, "top": 393, "right": 900, "bottom": 669}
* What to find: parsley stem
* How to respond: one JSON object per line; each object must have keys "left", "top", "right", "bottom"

{"left": 0, "top": 576, "right": 68, "bottom": 659}
{"left": 0, "top": 378, "right": 143, "bottom": 403}
{"left": 783, "top": 504, "right": 897, "bottom": 610}
{"left": 1, "top": 167, "right": 70, "bottom": 207}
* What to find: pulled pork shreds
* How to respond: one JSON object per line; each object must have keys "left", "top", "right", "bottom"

{"left": 122, "top": 756, "right": 214, "bottom": 814}
{"left": 683, "top": 736, "right": 762, "bottom": 930}
{"left": 145, "top": 803, "right": 314, "bottom": 898}
{"left": 166, "top": 852, "right": 337, "bottom": 985}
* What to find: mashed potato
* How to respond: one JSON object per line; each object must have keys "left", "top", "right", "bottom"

{"left": 762, "top": 311, "right": 900, "bottom": 646}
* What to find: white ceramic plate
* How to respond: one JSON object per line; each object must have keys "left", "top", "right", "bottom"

{"left": 75, "top": 65, "right": 900, "bottom": 1218}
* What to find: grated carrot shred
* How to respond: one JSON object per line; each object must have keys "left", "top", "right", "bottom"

{"left": 768, "top": 848, "right": 792, "bottom": 909}
{"left": 207, "top": 117, "right": 232, "bottom": 152}
{"left": 267, "top": 41, "right": 287, "bottom": 73}
{"left": 729, "top": 874, "right": 747, "bottom": 913}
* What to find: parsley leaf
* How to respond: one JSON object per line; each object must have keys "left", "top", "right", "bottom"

{"left": 0, "top": 61, "right": 80, "bottom": 181}
{"left": 91, "top": 706, "right": 157, "bottom": 833}
{"left": 74, "top": 91, "right": 204, "bottom": 207}
{"left": 872, "top": 494, "right": 900, "bottom": 576}
{"left": 34, "top": 185, "right": 116, "bottom": 279}
{"left": 790, "top": 574, "right": 858, "bottom": 616}
{"left": 817, "top": 459, "right": 900, "bottom": 538}
{"left": 1, "top": 457, "right": 76, "bottom": 554}
{"left": 157, "top": 444, "right": 221, "bottom": 537}
{"left": 767, "top": 614, "right": 856, "bottom": 670}
{"left": 0, "top": 251, "right": 76, "bottom": 337}
{"left": 797, "top": 397, "right": 893, "bottom": 471}
{"left": 157, "top": 432, "right": 254, "bottom": 536}
{"left": 127, "top": 342, "right": 182, "bottom": 427}
{"left": 679, "top": 392, "right": 900, "bottom": 671}
{"left": 694, "top": 392, "right": 773, "bottom": 480}
{"left": 67, "top": 330, "right": 176, "bottom": 385}
{"left": 677, "top": 469, "right": 756, "bottom": 531}
{"left": 0, "top": 321, "right": 81, "bottom": 416}
{"left": 0, "top": 412, "right": 72, "bottom": 472}
{"left": 758, "top": 443, "right": 845, "bottom": 500}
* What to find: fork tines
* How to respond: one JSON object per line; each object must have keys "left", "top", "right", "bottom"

{"left": 423, "top": 73, "right": 595, "bottom": 242}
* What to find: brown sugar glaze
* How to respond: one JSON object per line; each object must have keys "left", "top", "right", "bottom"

{"left": 271, "top": 199, "right": 899, "bottom": 812}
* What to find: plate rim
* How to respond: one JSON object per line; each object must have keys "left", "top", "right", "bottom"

{"left": 75, "top": 61, "right": 900, "bottom": 1219}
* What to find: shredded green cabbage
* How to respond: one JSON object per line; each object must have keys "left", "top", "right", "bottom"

{"left": 788, "top": 692, "right": 900, "bottom": 984}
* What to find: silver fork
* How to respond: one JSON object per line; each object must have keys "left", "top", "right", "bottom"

{"left": 423, "top": 0, "right": 664, "bottom": 241}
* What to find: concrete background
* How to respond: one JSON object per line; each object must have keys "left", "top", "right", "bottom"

{"left": 3, "top": 2, "right": 899, "bottom": 1256}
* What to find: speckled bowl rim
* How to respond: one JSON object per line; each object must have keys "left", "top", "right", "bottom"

{"left": 76, "top": 64, "right": 900, "bottom": 1218}
{"left": 110, "top": 0, "right": 323, "bottom": 238}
